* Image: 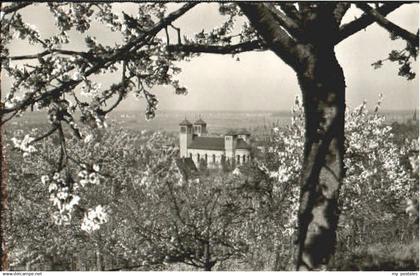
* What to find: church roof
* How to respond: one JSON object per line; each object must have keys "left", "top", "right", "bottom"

{"left": 225, "top": 129, "right": 238, "bottom": 136}
{"left": 225, "top": 128, "right": 251, "bottom": 136}
{"left": 194, "top": 118, "right": 207, "bottom": 125}
{"left": 188, "top": 137, "right": 251, "bottom": 151}
{"left": 236, "top": 138, "right": 251, "bottom": 149}
{"left": 189, "top": 137, "right": 225, "bottom": 150}
{"left": 179, "top": 119, "right": 192, "bottom": 126}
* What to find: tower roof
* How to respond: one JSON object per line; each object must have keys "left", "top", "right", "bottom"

{"left": 194, "top": 118, "right": 207, "bottom": 125}
{"left": 225, "top": 128, "right": 251, "bottom": 136}
{"left": 236, "top": 138, "right": 251, "bottom": 149}
{"left": 225, "top": 129, "right": 238, "bottom": 136}
{"left": 179, "top": 118, "right": 192, "bottom": 126}
{"left": 237, "top": 128, "right": 251, "bottom": 135}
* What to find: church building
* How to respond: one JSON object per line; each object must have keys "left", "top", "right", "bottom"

{"left": 179, "top": 118, "right": 252, "bottom": 168}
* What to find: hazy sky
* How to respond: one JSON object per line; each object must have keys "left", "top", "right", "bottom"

{"left": 2, "top": 2, "right": 419, "bottom": 111}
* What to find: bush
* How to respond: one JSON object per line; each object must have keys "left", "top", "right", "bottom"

{"left": 330, "top": 240, "right": 419, "bottom": 271}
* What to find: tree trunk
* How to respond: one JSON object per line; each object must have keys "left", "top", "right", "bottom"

{"left": 272, "top": 244, "right": 282, "bottom": 271}
{"left": 96, "top": 246, "right": 104, "bottom": 271}
{"left": 236, "top": 2, "right": 347, "bottom": 271}
{"left": 203, "top": 242, "right": 212, "bottom": 271}
{"left": 295, "top": 46, "right": 346, "bottom": 270}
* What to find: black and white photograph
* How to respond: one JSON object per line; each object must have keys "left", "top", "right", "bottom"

{"left": 0, "top": 1, "right": 419, "bottom": 272}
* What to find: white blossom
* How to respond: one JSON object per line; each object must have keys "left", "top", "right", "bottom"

{"left": 48, "top": 183, "right": 58, "bottom": 193}
{"left": 11, "top": 135, "right": 37, "bottom": 155}
{"left": 81, "top": 205, "right": 108, "bottom": 233}
{"left": 41, "top": 175, "right": 50, "bottom": 185}
{"left": 72, "top": 71, "right": 83, "bottom": 81}
{"left": 53, "top": 172, "right": 61, "bottom": 180}
{"left": 93, "top": 164, "right": 100, "bottom": 172}
{"left": 88, "top": 172, "right": 100, "bottom": 185}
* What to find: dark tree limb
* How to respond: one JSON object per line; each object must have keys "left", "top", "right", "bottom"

{"left": 265, "top": 3, "right": 303, "bottom": 41}
{"left": 57, "top": 123, "right": 67, "bottom": 171}
{"left": 238, "top": 3, "right": 301, "bottom": 70}
{"left": 170, "top": 24, "right": 182, "bottom": 45}
{"left": 28, "top": 126, "right": 59, "bottom": 145}
{"left": 297, "top": 2, "right": 312, "bottom": 21}
{"left": 0, "top": 110, "right": 19, "bottom": 125}
{"left": 333, "top": 3, "right": 351, "bottom": 25}
{"left": 356, "top": 2, "right": 419, "bottom": 47}
{"left": 336, "top": 2, "right": 405, "bottom": 44}
{"left": 103, "top": 61, "right": 127, "bottom": 114}
{"left": 278, "top": 3, "right": 301, "bottom": 22}
{"left": 167, "top": 40, "right": 266, "bottom": 55}
{"left": 8, "top": 49, "right": 91, "bottom": 61}
{"left": 0, "top": 2, "right": 32, "bottom": 15}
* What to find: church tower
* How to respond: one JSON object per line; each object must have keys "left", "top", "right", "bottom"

{"left": 179, "top": 118, "right": 193, "bottom": 158}
{"left": 224, "top": 130, "right": 237, "bottom": 161}
{"left": 193, "top": 117, "right": 207, "bottom": 136}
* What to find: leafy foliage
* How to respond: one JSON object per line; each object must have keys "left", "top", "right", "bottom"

{"left": 371, "top": 42, "right": 418, "bottom": 80}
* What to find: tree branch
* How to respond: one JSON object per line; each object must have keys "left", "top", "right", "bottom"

{"left": 28, "top": 126, "right": 59, "bottom": 145}
{"left": 8, "top": 49, "right": 90, "bottom": 61}
{"left": 265, "top": 3, "right": 303, "bottom": 41}
{"left": 167, "top": 40, "right": 266, "bottom": 55}
{"left": 1, "top": 2, "right": 32, "bottom": 15}
{"left": 0, "top": 110, "right": 19, "bottom": 125}
{"left": 170, "top": 24, "right": 182, "bottom": 45}
{"left": 238, "top": 3, "right": 300, "bottom": 70}
{"left": 278, "top": 3, "right": 301, "bottom": 22}
{"left": 333, "top": 3, "right": 351, "bottom": 25}
{"left": 57, "top": 123, "right": 67, "bottom": 171}
{"left": 335, "top": 2, "right": 405, "bottom": 44}
{"left": 356, "top": 2, "right": 419, "bottom": 47}
{"left": 0, "top": 2, "right": 198, "bottom": 116}
{"left": 103, "top": 61, "right": 127, "bottom": 114}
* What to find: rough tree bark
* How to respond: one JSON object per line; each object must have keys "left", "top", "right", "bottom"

{"left": 293, "top": 6, "right": 346, "bottom": 270}
{"left": 96, "top": 245, "right": 104, "bottom": 271}
{"left": 295, "top": 47, "right": 345, "bottom": 270}
{"left": 203, "top": 241, "right": 212, "bottom": 271}
{"left": 239, "top": 3, "right": 346, "bottom": 270}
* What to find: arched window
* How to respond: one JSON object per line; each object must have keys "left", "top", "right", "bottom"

{"left": 243, "top": 155, "right": 246, "bottom": 163}
{"left": 236, "top": 155, "right": 240, "bottom": 164}
{"left": 204, "top": 153, "right": 208, "bottom": 162}
{"left": 197, "top": 153, "right": 200, "bottom": 161}
{"left": 212, "top": 154, "right": 216, "bottom": 163}
{"left": 189, "top": 153, "right": 192, "bottom": 159}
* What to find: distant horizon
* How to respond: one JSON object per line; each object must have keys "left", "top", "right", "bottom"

{"left": 15, "top": 108, "right": 419, "bottom": 114}
{"left": 11, "top": 107, "right": 416, "bottom": 132}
